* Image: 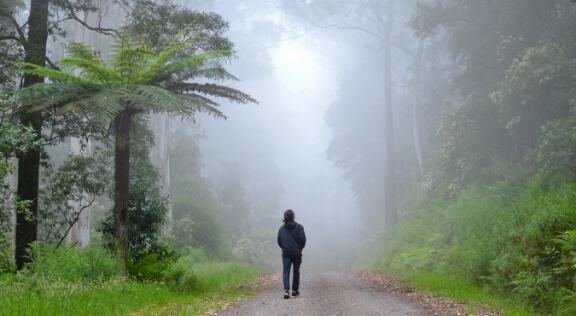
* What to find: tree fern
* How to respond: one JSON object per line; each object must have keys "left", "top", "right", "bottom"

{"left": 14, "top": 22, "right": 256, "bottom": 272}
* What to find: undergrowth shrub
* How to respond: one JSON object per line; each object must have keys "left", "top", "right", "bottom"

{"left": 126, "top": 247, "right": 206, "bottom": 293}
{"left": 553, "top": 229, "right": 576, "bottom": 289}
{"left": 163, "top": 266, "right": 198, "bottom": 293}
{"left": 375, "top": 185, "right": 503, "bottom": 282}
{"left": 230, "top": 232, "right": 276, "bottom": 271}
{"left": 487, "top": 183, "right": 576, "bottom": 312}
{"left": 127, "top": 252, "right": 177, "bottom": 282}
{"left": 509, "top": 270, "right": 564, "bottom": 309}
{"left": 168, "top": 200, "right": 234, "bottom": 260}
{"left": 27, "top": 243, "right": 121, "bottom": 282}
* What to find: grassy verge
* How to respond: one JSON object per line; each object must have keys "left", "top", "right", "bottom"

{"left": 0, "top": 261, "right": 263, "bottom": 316}
{"left": 403, "top": 271, "right": 536, "bottom": 316}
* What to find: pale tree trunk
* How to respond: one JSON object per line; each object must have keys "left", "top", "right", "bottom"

{"left": 158, "top": 113, "right": 172, "bottom": 229}
{"left": 67, "top": 139, "right": 92, "bottom": 248}
{"left": 412, "top": 40, "right": 425, "bottom": 174}
{"left": 247, "top": 168, "right": 255, "bottom": 234}
{"left": 382, "top": 0, "right": 397, "bottom": 232}
{"left": 114, "top": 111, "right": 132, "bottom": 273}
{"left": 412, "top": 94, "right": 424, "bottom": 173}
{"left": 7, "top": 161, "right": 16, "bottom": 256}
{"left": 67, "top": 6, "right": 103, "bottom": 248}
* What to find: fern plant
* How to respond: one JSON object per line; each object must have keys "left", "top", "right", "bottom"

{"left": 15, "top": 25, "right": 257, "bottom": 272}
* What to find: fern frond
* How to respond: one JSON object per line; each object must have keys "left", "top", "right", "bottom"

{"left": 127, "top": 47, "right": 156, "bottom": 84}
{"left": 126, "top": 85, "right": 226, "bottom": 120}
{"left": 16, "top": 82, "right": 101, "bottom": 112}
{"left": 126, "top": 85, "right": 187, "bottom": 114}
{"left": 16, "top": 62, "right": 93, "bottom": 85}
{"left": 64, "top": 41, "right": 102, "bottom": 65}
{"left": 175, "top": 93, "right": 226, "bottom": 119}
{"left": 163, "top": 82, "right": 257, "bottom": 104}
{"left": 58, "top": 58, "right": 121, "bottom": 87}
{"left": 64, "top": 88, "right": 129, "bottom": 121}
{"left": 154, "top": 50, "right": 233, "bottom": 82}
{"left": 176, "top": 64, "right": 239, "bottom": 82}
{"left": 154, "top": 20, "right": 202, "bottom": 63}
{"left": 111, "top": 36, "right": 155, "bottom": 85}
{"left": 141, "top": 30, "right": 196, "bottom": 79}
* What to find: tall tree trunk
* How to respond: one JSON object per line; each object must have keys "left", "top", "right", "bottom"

{"left": 412, "top": 93, "right": 424, "bottom": 172}
{"left": 114, "top": 111, "right": 132, "bottom": 273}
{"left": 158, "top": 113, "right": 172, "bottom": 229}
{"left": 412, "top": 40, "right": 425, "bottom": 174}
{"left": 383, "top": 0, "right": 397, "bottom": 232}
{"left": 15, "top": 0, "right": 49, "bottom": 269}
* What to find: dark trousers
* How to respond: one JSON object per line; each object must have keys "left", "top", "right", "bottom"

{"left": 282, "top": 254, "right": 302, "bottom": 291}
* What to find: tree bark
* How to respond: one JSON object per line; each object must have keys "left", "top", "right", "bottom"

{"left": 114, "top": 110, "right": 132, "bottom": 273}
{"left": 15, "top": 0, "right": 49, "bottom": 269}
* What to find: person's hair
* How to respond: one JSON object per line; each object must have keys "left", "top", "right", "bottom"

{"left": 283, "top": 209, "right": 295, "bottom": 222}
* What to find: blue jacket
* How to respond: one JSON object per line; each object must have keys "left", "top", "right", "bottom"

{"left": 277, "top": 221, "right": 306, "bottom": 256}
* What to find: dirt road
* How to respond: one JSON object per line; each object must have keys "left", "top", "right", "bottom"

{"left": 217, "top": 271, "right": 428, "bottom": 316}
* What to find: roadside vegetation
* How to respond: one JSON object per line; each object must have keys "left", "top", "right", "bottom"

{"left": 369, "top": 164, "right": 576, "bottom": 315}
{"left": 0, "top": 244, "right": 262, "bottom": 316}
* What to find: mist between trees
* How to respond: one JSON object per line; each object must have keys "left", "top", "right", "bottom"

{"left": 2, "top": 1, "right": 576, "bottom": 314}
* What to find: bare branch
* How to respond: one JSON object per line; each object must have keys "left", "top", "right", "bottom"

{"left": 9, "top": 15, "right": 26, "bottom": 45}
{"left": 55, "top": 195, "right": 96, "bottom": 249}
{"left": 52, "top": 0, "right": 120, "bottom": 36}
{"left": 45, "top": 57, "right": 60, "bottom": 71}
{"left": 287, "top": 1, "right": 410, "bottom": 53}
{"left": 0, "top": 35, "right": 20, "bottom": 42}
{"left": 66, "top": 9, "right": 119, "bottom": 36}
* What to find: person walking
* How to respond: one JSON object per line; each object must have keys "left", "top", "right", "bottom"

{"left": 277, "top": 209, "right": 306, "bottom": 299}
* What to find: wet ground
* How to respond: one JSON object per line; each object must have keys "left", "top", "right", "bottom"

{"left": 216, "top": 271, "right": 427, "bottom": 316}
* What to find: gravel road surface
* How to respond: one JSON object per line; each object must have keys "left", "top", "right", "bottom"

{"left": 217, "top": 271, "right": 428, "bottom": 316}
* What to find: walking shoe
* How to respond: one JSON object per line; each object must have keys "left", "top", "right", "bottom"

{"left": 284, "top": 289, "right": 290, "bottom": 299}
{"left": 292, "top": 290, "right": 300, "bottom": 297}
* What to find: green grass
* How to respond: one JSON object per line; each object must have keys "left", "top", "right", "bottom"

{"left": 404, "top": 271, "right": 536, "bottom": 316}
{"left": 0, "top": 261, "right": 263, "bottom": 316}
{"left": 193, "top": 262, "right": 261, "bottom": 292}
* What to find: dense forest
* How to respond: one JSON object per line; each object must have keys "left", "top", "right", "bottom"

{"left": 2, "top": 0, "right": 576, "bottom": 314}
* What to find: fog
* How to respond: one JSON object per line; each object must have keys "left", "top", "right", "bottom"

{"left": 11, "top": 0, "right": 424, "bottom": 270}
{"left": 196, "top": 34, "right": 364, "bottom": 269}
{"left": 181, "top": 0, "right": 411, "bottom": 270}
{"left": 10, "top": 0, "right": 415, "bottom": 270}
